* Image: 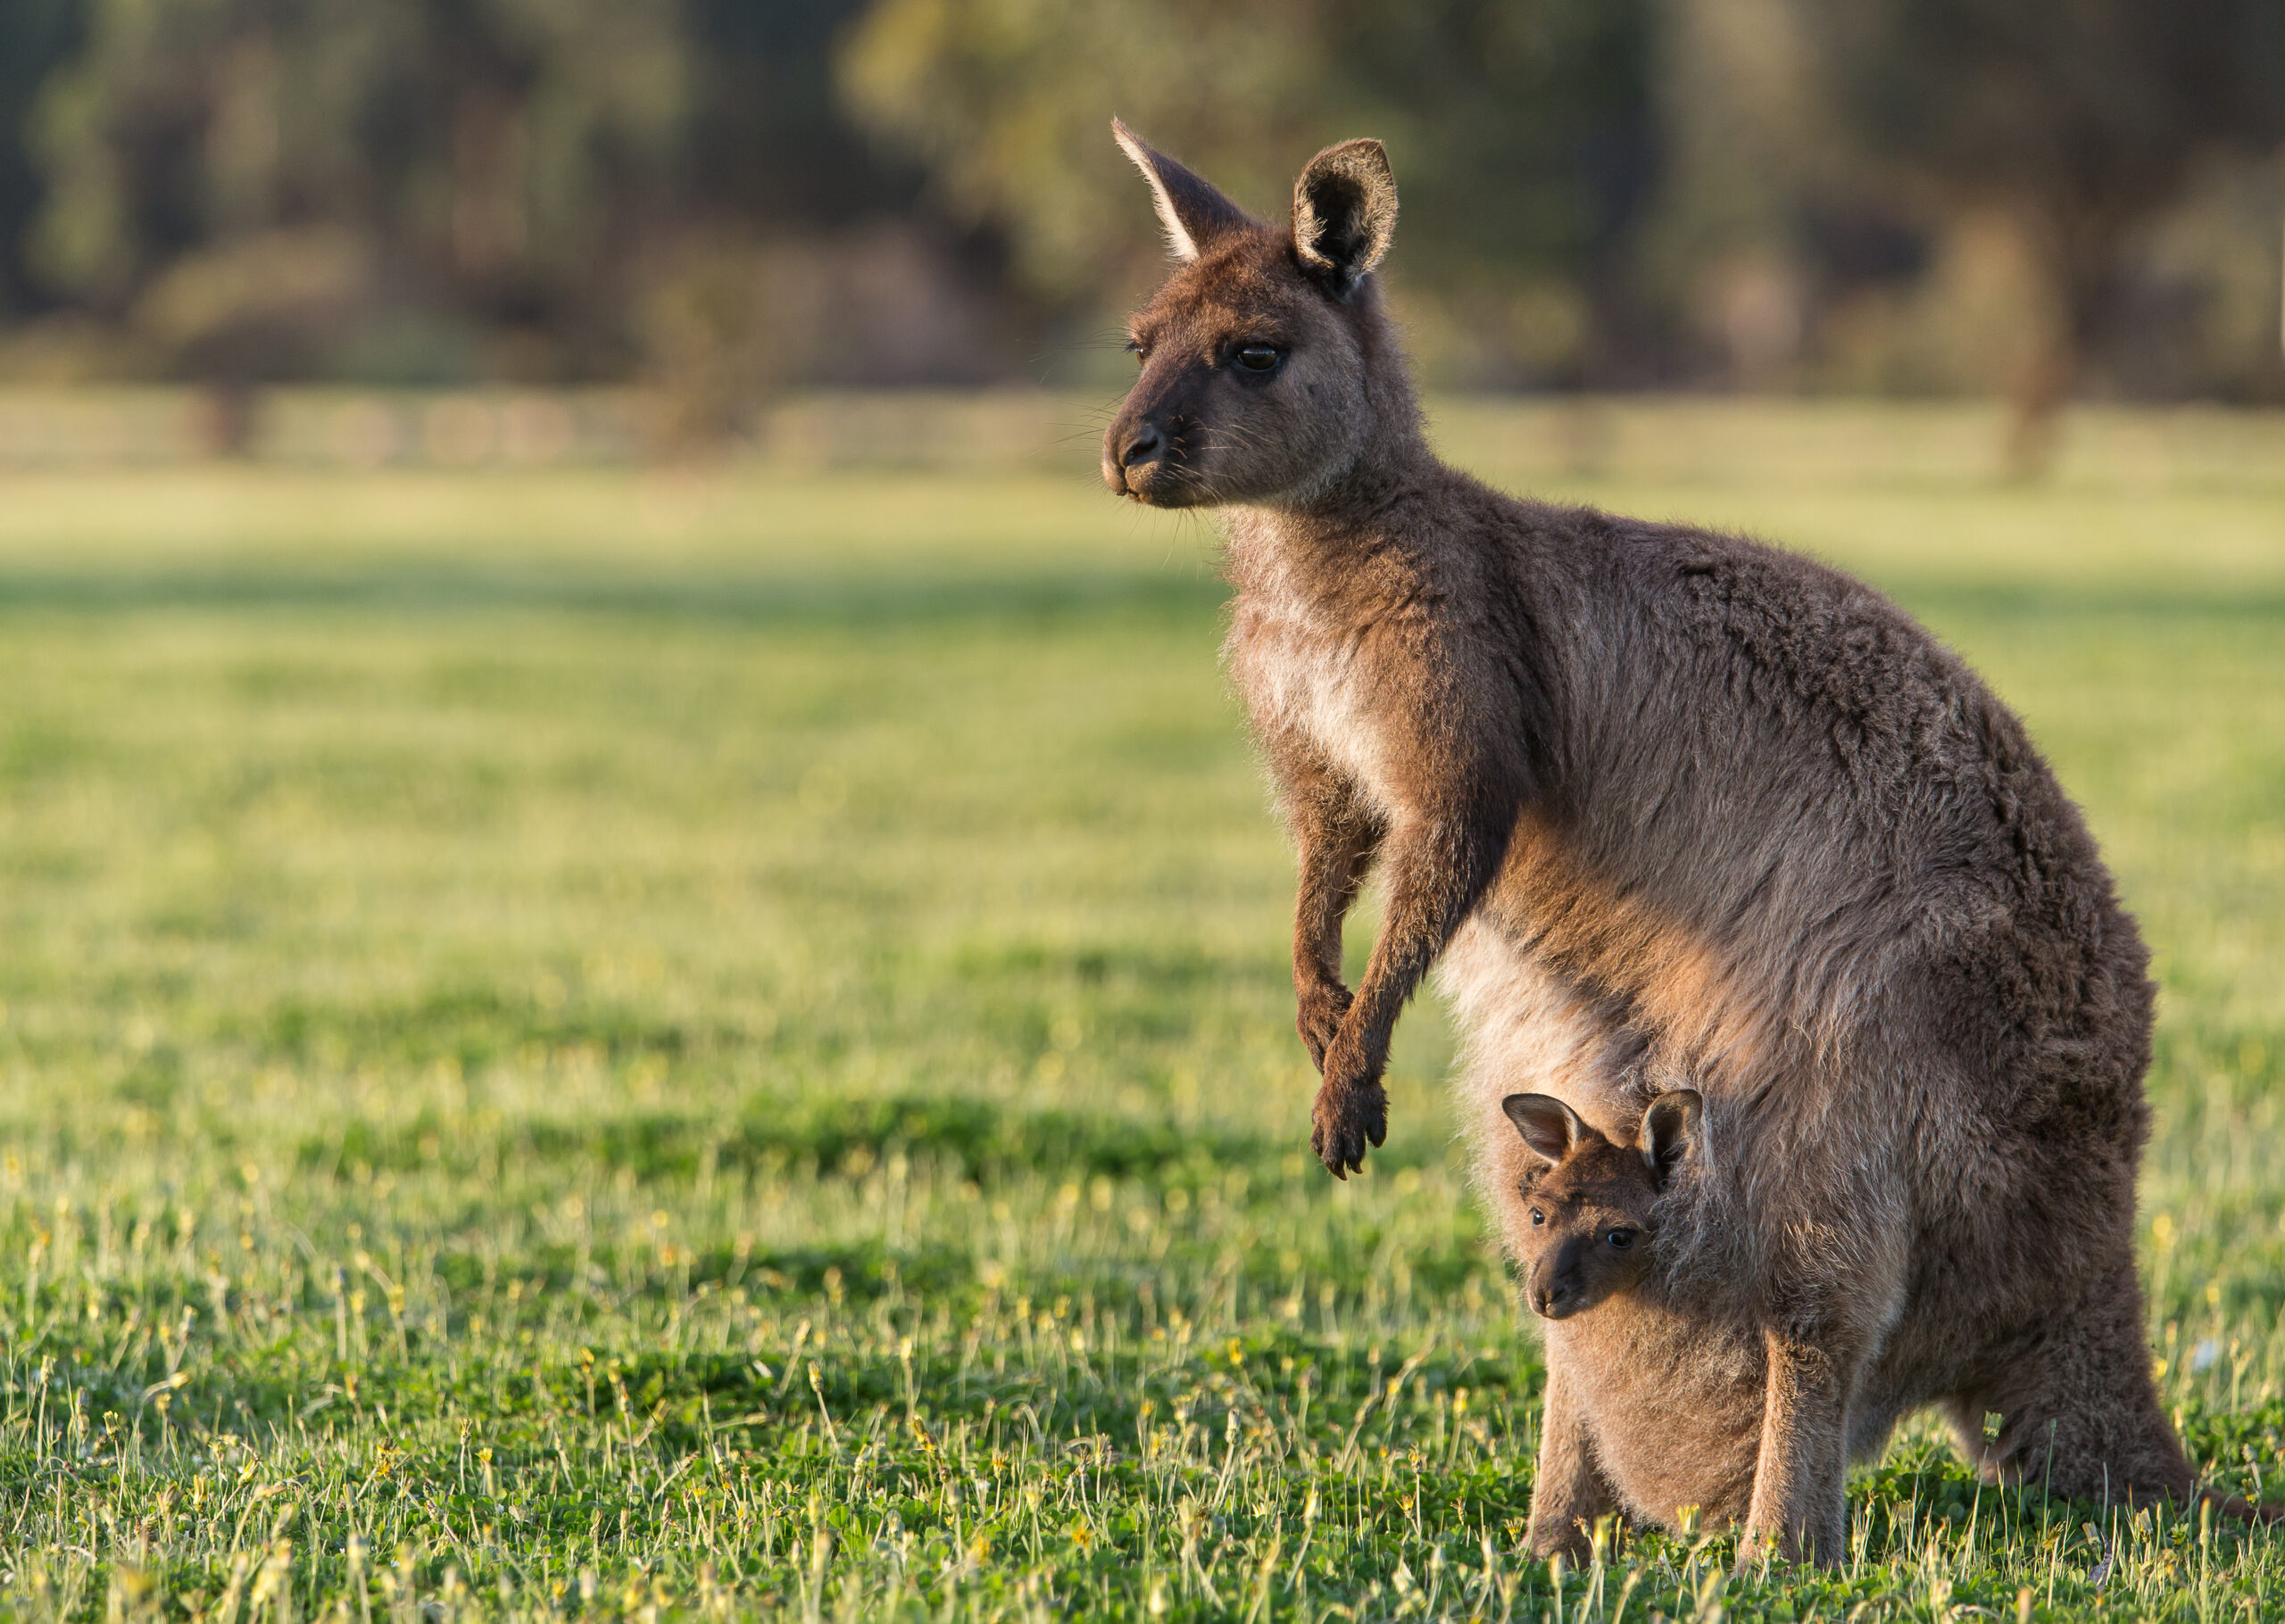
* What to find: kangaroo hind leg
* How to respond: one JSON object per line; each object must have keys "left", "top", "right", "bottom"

{"left": 1957, "top": 1286, "right": 2192, "bottom": 1507}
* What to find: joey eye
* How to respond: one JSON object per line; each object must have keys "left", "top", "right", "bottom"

{"left": 1126, "top": 341, "right": 1148, "bottom": 366}
{"left": 1607, "top": 1229, "right": 1636, "bottom": 1249}
{"left": 1529, "top": 1208, "right": 1544, "bottom": 1226}
{"left": 1235, "top": 344, "right": 1282, "bottom": 372}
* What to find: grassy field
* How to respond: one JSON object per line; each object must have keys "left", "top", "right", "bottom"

{"left": 0, "top": 397, "right": 2280, "bottom": 1620}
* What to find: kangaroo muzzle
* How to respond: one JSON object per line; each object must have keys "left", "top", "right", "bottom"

{"left": 1104, "top": 418, "right": 1171, "bottom": 497}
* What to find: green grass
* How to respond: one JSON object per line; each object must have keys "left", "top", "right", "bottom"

{"left": 0, "top": 397, "right": 2281, "bottom": 1620}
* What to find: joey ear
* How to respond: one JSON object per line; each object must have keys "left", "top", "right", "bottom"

{"left": 1639, "top": 1090, "right": 1703, "bottom": 1182}
{"left": 1112, "top": 118, "right": 1254, "bottom": 262}
{"left": 1292, "top": 137, "right": 1398, "bottom": 298}
{"left": 1501, "top": 1093, "right": 1586, "bottom": 1164}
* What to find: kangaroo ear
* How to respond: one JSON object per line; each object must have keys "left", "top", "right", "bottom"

{"left": 1292, "top": 137, "right": 1397, "bottom": 298}
{"left": 1640, "top": 1090, "right": 1703, "bottom": 1182}
{"left": 1112, "top": 118, "right": 1253, "bottom": 262}
{"left": 1502, "top": 1093, "right": 1585, "bottom": 1164}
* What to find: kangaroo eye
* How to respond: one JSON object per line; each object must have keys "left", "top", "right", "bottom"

{"left": 1235, "top": 344, "right": 1282, "bottom": 372}
{"left": 1529, "top": 1208, "right": 1544, "bottom": 1227}
{"left": 1126, "top": 341, "right": 1149, "bottom": 365}
{"left": 1608, "top": 1229, "right": 1635, "bottom": 1249}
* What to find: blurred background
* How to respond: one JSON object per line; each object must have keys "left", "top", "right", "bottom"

{"left": 0, "top": 0, "right": 2280, "bottom": 468}
{"left": 0, "top": 4, "right": 2281, "bottom": 1605}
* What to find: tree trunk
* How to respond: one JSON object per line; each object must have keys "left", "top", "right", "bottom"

{"left": 2005, "top": 206, "right": 2123, "bottom": 482}
{"left": 2004, "top": 333, "right": 2073, "bottom": 481}
{"left": 195, "top": 380, "right": 261, "bottom": 459}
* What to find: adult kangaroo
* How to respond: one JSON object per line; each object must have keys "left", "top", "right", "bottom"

{"left": 1101, "top": 120, "right": 2229, "bottom": 1564}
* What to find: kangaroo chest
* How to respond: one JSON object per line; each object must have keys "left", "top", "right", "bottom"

{"left": 1226, "top": 579, "right": 1408, "bottom": 816}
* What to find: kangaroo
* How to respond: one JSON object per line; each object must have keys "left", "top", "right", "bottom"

{"left": 1100, "top": 119, "right": 2258, "bottom": 1563}
{"left": 1501, "top": 1090, "right": 1768, "bottom": 1545}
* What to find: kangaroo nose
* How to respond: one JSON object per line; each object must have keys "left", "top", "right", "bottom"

{"left": 1118, "top": 422, "right": 1166, "bottom": 469}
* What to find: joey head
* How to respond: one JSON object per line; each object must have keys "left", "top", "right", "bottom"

{"left": 1505, "top": 1090, "right": 1699, "bottom": 1321}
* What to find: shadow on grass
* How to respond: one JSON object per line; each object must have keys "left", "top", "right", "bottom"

{"left": 296, "top": 1094, "right": 1291, "bottom": 1188}
{"left": 0, "top": 565, "right": 2280, "bottom": 632}
{"left": 0, "top": 566, "right": 1226, "bottom": 626}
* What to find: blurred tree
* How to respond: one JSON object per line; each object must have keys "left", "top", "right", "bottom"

{"left": 28, "top": 0, "right": 687, "bottom": 441}
{"left": 7, "top": 0, "right": 2275, "bottom": 416}
{"left": 684, "top": 0, "right": 922, "bottom": 228}
{"left": 1811, "top": 0, "right": 2285, "bottom": 469}
{"left": 635, "top": 0, "right": 977, "bottom": 451}
{"left": 0, "top": 0, "right": 84, "bottom": 319}
{"left": 840, "top": 0, "right": 1657, "bottom": 384}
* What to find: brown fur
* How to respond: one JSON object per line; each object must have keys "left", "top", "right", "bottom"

{"left": 1503, "top": 1090, "right": 1768, "bottom": 1545}
{"left": 1101, "top": 121, "right": 2269, "bottom": 1564}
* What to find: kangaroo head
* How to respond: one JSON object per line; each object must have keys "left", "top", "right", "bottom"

{"left": 1101, "top": 120, "right": 1411, "bottom": 509}
{"left": 1503, "top": 1090, "right": 1702, "bottom": 1321}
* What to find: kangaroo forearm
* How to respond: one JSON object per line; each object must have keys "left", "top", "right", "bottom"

{"left": 1312, "top": 784, "right": 1518, "bottom": 1173}
{"left": 1340, "top": 808, "right": 1508, "bottom": 1054}
{"left": 1292, "top": 816, "right": 1379, "bottom": 988}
